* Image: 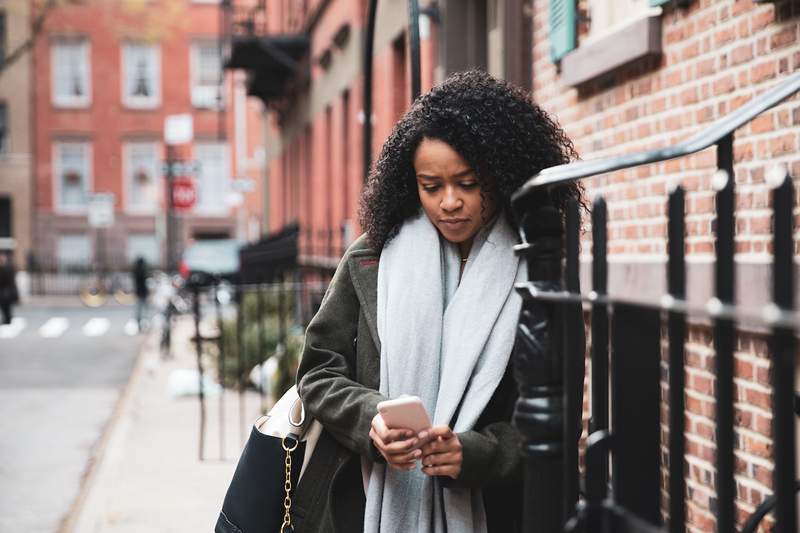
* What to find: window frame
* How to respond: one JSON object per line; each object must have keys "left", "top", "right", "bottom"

{"left": 190, "top": 40, "right": 225, "bottom": 110}
{"left": 51, "top": 38, "right": 92, "bottom": 108}
{"left": 121, "top": 42, "right": 161, "bottom": 109}
{"left": 53, "top": 141, "right": 92, "bottom": 214}
{"left": 123, "top": 140, "right": 161, "bottom": 215}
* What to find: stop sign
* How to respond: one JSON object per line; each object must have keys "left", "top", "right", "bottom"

{"left": 172, "top": 176, "right": 197, "bottom": 211}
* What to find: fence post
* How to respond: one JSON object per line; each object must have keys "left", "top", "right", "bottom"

{"left": 513, "top": 202, "right": 565, "bottom": 533}
{"left": 192, "top": 283, "right": 206, "bottom": 461}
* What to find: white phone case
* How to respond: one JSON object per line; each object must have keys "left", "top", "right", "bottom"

{"left": 377, "top": 396, "right": 432, "bottom": 433}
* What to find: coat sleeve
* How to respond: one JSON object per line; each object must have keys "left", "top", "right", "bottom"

{"left": 296, "top": 254, "right": 388, "bottom": 460}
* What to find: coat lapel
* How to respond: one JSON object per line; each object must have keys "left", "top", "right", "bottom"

{"left": 347, "top": 249, "right": 381, "bottom": 352}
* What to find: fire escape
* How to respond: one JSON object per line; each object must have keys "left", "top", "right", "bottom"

{"left": 221, "top": 0, "right": 310, "bottom": 108}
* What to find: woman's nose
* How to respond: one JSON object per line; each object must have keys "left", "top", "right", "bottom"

{"left": 440, "top": 187, "right": 462, "bottom": 212}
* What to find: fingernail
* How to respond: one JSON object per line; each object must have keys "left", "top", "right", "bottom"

{"left": 418, "top": 431, "right": 428, "bottom": 440}
{"left": 413, "top": 450, "right": 422, "bottom": 458}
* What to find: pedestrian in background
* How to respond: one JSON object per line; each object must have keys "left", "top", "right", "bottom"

{"left": 0, "top": 252, "right": 19, "bottom": 325}
{"left": 293, "top": 70, "right": 586, "bottom": 532}
{"left": 132, "top": 257, "right": 149, "bottom": 332}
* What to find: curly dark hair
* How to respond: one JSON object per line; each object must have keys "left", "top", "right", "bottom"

{"left": 359, "top": 69, "right": 583, "bottom": 250}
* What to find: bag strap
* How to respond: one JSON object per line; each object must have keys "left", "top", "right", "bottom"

{"left": 281, "top": 433, "right": 300, "bottom": 533}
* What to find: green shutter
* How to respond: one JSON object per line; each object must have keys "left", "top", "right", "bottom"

{"left": 549, "top": 0, "right": 576, "bottom": 62}
{"left": 649, "top": 0, "right": 670, "bottom": 6}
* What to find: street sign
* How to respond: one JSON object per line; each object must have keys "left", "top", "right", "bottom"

{"left": 88, "top": 193, "right": 115, "bottom": 228}
{"left": 164, "top": 114, "right": 193, "bottom": 145}
{"left": 162, "top": 160, "right": 202, "bottom": 176}
{"left": 172, "top": 176, "right": 197, "bottom": 211}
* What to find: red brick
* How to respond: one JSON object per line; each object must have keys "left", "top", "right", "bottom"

{"left": 732, "top": 43, "right": 754, "bottom": 66}
{"left": 771, "top": 27, "right": 797, "bottom": 50}
{"left": 750, "top": 114, "right": 774, "bottom": 133}
{"left": 751, "top": 60, "right": 777, "bottom": 83}
{"left": 769, "top": 133, "right": 796, "bottom": 156}
{"left": 713, "top": 74, "right": 736, "bottom": 95}
{"left": 715, "top": 26, "right": 737, "bottom": 47}
{"left": 751, "top": 7, "right": 774, "bottom": 32}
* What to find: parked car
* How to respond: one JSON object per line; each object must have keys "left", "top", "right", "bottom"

{"left": 179, "top": 239, "right": 240, "bottom": 287}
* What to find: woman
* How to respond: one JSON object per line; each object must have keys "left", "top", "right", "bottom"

{"left": 294, "top": 70, "right": 583, "bottom": 532}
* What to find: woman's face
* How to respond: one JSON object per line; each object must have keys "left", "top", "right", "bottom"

{"left": 413, "top": 138, "right": 496, "bottom": 251}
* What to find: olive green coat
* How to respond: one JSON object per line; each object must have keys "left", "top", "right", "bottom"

{"left": 293, "top": 235, "right": 579, "bottom": 532}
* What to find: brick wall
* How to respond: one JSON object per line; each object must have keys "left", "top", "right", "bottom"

{"left": 533, "top": 0, "right": 799, "bottom": 530}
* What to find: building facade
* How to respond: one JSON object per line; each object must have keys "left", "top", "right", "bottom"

{"left": 32, "top": 0, "right": 266, "bottom": 272}
{"left": 234, "top": 0, "right": 797, "bottom": 531}
{"left": 530, "top": 0, "right": 798, "bottom": 530}
{"left": 0, "top": 0, "right": 33, "bottom": 270}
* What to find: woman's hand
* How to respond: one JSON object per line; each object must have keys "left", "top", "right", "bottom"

{"left": 369, "top": 413, "right": 422, "bottom": 471}
{"left": 418, "top": 426, "right": 463, "bottom": 479}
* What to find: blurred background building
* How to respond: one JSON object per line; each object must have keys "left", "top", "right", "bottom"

{"left": 0, "top": 0, "right": 33, "bottom": 271}
{"left": 27, "top": 0, "right": 266, "bottom": 277}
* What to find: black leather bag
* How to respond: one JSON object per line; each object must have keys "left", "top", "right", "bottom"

{"left": 215, "top": 386, "right": 321, "bottom": 533}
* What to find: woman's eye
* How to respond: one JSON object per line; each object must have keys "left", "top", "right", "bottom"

{"left": 460, "top": 182, "right": 479, "bottom": 189}
{"left": 422, "top": 185, "right": 440, "bottom": 192}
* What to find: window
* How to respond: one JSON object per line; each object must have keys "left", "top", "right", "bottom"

{"left": 57, "top": 234, "right": 91, "bottom": 267}
{"left": 52, "top": 39, "right": 91, "bottom": 107}
{"left": 586, "top": 0, "right": 654, "bottom": 42}
{"left": 191, "top": 41, "right": 224, "bottom": 109}
{"left": 194, "top": 142, "right": 229, "bottom": 214}
{"left": 124, "top": 142, "right": 159, "bottom": 213}
{"left": 54, "top": 142, "right": 91, "bottom": 211}
{"left": 127, "top": 234, "right": 159, "bottom": 265}
{"left": 557, "top": 0, "right": 664, "bottom": 86}
{"left": 0, "top": 103, "right": 7, "bottom": 154}
{"left": 121, "top": 43, "right": 160, "bottom": 108}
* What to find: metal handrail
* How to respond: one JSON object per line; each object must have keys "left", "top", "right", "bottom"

{"left": 512, "top": 70, "right": 800, "bottom": 206}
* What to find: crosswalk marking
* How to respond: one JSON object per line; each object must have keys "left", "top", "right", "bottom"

{"left": 39, "top": 317, "right": 69, "bottom": 339}
{"left": 0, "top": 317, "right": 26, "bottom": 339}
{"left": 82, "top": 317, "right": 110, "bottom": 337}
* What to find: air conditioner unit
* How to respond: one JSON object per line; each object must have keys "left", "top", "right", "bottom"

{"left": 192, "top": 85, "right": 223, "bottom": 109}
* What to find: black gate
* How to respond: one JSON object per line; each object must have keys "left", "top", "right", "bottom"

{"left": 510, "top": 70, "right": 800, "bottom": 533}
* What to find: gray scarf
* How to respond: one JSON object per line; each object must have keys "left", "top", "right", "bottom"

{"left": 364, "top": 211, "right": 524, "bottom": 533}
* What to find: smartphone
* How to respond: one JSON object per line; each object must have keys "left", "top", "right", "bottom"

{"left": 377, "top": 396, "right": 432, "bottom": 433}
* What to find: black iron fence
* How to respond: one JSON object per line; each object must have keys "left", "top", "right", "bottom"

{"left": 511, "top": 71, "right": 800, "bottom": 532}
{"left": 188, "top": 220, "right": 342, "bottom": 460}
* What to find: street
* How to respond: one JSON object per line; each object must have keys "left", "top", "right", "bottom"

{"left": 0, "top": 299, "right": 146, "bottom": 532}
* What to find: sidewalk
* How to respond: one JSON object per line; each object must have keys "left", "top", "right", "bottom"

{"left": 69, "top": 316, "right": 264, "bottom": 533}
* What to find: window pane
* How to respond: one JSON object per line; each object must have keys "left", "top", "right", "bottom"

{"left": 53, "top": 40, "right": 89, "bottom": 104}
{"left": 126, "top": 142, "right": 159, "bottom": 210}
{"left": 195, "top": 142, "right": 228, "bottom": 213}
{"left": 191, "top": 42, "right": 223, "bottom": 108}
{"left": 57, "top": 234, "right": 91, "bottom": 266}
{"left": 123, "top": 43, "right": 159, "bottom": 106}
{"left": 57, "top": 142, "right": 89, "bottom": 208}
{"left": 197, "top": 43, "right": 220, "bottom": 86}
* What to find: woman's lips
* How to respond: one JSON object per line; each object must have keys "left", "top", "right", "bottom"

{"left": 439, "top": 218, "right": 469, "bottom": 229}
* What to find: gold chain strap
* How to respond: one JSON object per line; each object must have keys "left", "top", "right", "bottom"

{"left": 281, "top": 436, "right": 299, "bottom": 533}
